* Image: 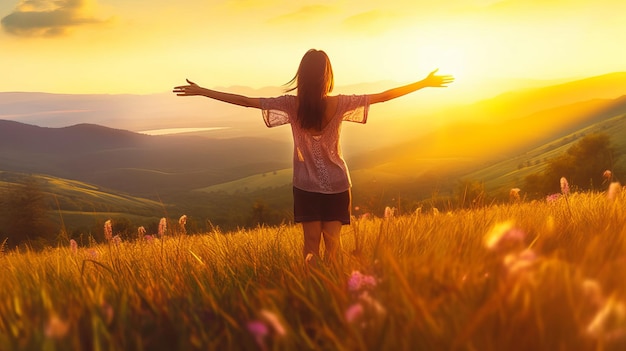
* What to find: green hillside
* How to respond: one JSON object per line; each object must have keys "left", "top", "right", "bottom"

{"left": 0, "top": 171, "right": 168, "bottom": 235}
{"left": 460, "top": 113, "right": 626, "bottom": 194}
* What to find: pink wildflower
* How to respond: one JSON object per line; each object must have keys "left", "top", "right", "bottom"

{"left": 69, "top": 239, "right": 78, "bottom": 254}
{"left": 358, "top": 291, "right": 387, "bottom": 317}
{"left": 560, "top": 177, "right": 570, "bottom": 195}
{"left": 608, "top": 182, "right": 621, "bottom": 201}
{"left": 345, "top": 303, "right": 364, "bottom": 323}
{"left": 384, "top": 206, "right": 395, "bottom": 218}
{"left": 503, "top": 249, "right": 537, "bottom": 275}
{"left": 546, "top": 193, "right": 561, "bottom": 203}
{"left": 44, "top": 314, "right": 70, "bottom": 339}
{"left": 260, "top": 310, "right": 286, "bottom": 337}
{"left": 484, "top": 221, "right": 525, "bottom": 250}
{"left": 104, "top": 220, "right": 113, "bottom": 241}
{"left": 158, "top": 218, "right": 167, "bottom": 237}
{"left": 510, "top": 188, "right": 521, "bottom": 202}
{"left": 87, "top": 249, "right": 98, "bottom": 259}
{"left": 247, "top": 320, "right": 269, "bottom": 349}
{"left": 348, "top": 270, "right": 378, "bottom": 293}
{"left": 144, "top": 235, "right": 154, "bottom": 241}
{"left": 179, "top": 215, "right": 187, "bottom": 234}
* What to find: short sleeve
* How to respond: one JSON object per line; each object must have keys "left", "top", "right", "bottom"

{"left": 260, "top": 95, "right": 296, "bottom": 128}
{"left": 339, "top": 95, "right": 369, "bottom": 124}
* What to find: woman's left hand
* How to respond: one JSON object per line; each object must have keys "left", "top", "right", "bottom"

{"left": 423, "top": 69, "right": 455, "bottom": 87}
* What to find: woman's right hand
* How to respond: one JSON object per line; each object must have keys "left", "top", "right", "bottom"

{"left": 173, "top": 79, "right": 204, "bottom": 96}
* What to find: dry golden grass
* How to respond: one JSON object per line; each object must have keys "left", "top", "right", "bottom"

{"left": 0, "top": 189, "right": 625, "bottom": 350}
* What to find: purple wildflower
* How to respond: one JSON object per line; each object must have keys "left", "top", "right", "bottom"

{"left": 348, "top": 270, "right": 378, "bottom": 293}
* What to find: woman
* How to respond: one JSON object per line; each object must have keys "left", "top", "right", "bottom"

{"left": 173, "top": 49, "right": 453, "bottom": 263}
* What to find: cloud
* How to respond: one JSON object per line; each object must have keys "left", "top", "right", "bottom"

{"left": 1, "top": 0, "right": 106, "bottom": 37}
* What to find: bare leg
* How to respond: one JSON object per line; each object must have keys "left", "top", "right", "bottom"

{"left": 301, "top": 221, "right": 322, "bottom": 260}
{"left": 322, "top": 221, "right": 343, "bottom": 263}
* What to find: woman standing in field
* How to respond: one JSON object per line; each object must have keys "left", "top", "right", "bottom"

{"left": 173, "top": 49, "right": 453, "bottom": 263}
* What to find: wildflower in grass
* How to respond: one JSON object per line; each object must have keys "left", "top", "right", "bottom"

{"left": 260, "top": 309, "right": 286, "bottom": 337}
{"left": 546, "top": 193, "right": 560, "bottom": 203}
{"left": 586, "top": 296, "right": 626, "bottom": 342}
{"left": 509, "top": 188, "right": 521, "bottom": 202}
{"left": 348, "top": 270, "right": 377, "bottom": 293}
{"left": 158, "top": 217, "right": 167, "bottom": 237}
{"left": 104, "top": 220, "right": 113, "bottom": 241}
{"left": 358, "top": 291, "right": 387, "bottom": 317}
{"left": 384, "top": 206, "right": 395, "bottom": 218}
{"left": 345, "top": 303, "right": 364, "bottom": 323}
{"left": 345, "top": 292, "right": 387, "bottom": 328}
{"left": 179, "top": 215, "right": 187, "bottom": 234}
{"left": 138, "top": 226, "right": 146, "bottom": 237}
{"left": 144, "top": 235, "right": 154, "bottom": 241}
{"left": 112, "top": 235, "right": 121, "bottom": 245}
{"left": 247, "top": 320, "right": 270, "bottom": 349}
{"left": 503, "top": 249, "right": 537, "bottom": 275}
{"left": 484, "top": 221, "right": 525, "bottom": 251}
{"left": 603, "top": 170, "right": 612, "bottom": 182}
{"left": 560, "top": 176, "right": 570, "bottom": 195}
{"left": 87, "top": 249, "right": 98, "bottom": 259}
{"left": 607, "top": 182, "right": 621, "bottom": 201}
{"left": 44, "top": 314, "right": 70, "bottom": 339}
{"left": 70, "top": 239, "right": 78, "bottom": 254}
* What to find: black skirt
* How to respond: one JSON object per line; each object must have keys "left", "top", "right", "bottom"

{"left": 293, "top": 187, "right": 351, "bottom": 225}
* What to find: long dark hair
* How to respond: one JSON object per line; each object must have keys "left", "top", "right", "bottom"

{"left": 285, "top": 49, "right": 334, "bottom": 130}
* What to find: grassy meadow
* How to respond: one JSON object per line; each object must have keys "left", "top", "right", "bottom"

{"left": 1, "top": 187, "right": 625, "bottom": 351}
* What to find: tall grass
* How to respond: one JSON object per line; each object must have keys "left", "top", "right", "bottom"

{"left": 0, "top": 190, "right": 625, "bottom": 350}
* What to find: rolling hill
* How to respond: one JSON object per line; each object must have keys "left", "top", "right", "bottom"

{"left": 0, "top": 120, "right": 292, "bottom": 196}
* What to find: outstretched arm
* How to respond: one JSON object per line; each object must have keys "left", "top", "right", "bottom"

{"left": 173, "top": 79, "right": 262, "bottom": 109}
{"left": 367, "top": 69, "right": 454, "bottom": 104}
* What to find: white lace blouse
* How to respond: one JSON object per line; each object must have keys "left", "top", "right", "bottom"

{"left": 260, "top": 95, "right": 369, "bottom": 194}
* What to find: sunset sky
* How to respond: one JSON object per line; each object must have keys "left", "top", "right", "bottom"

{"left": 1, "top": 0, "right": 625, "bottom": 95}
